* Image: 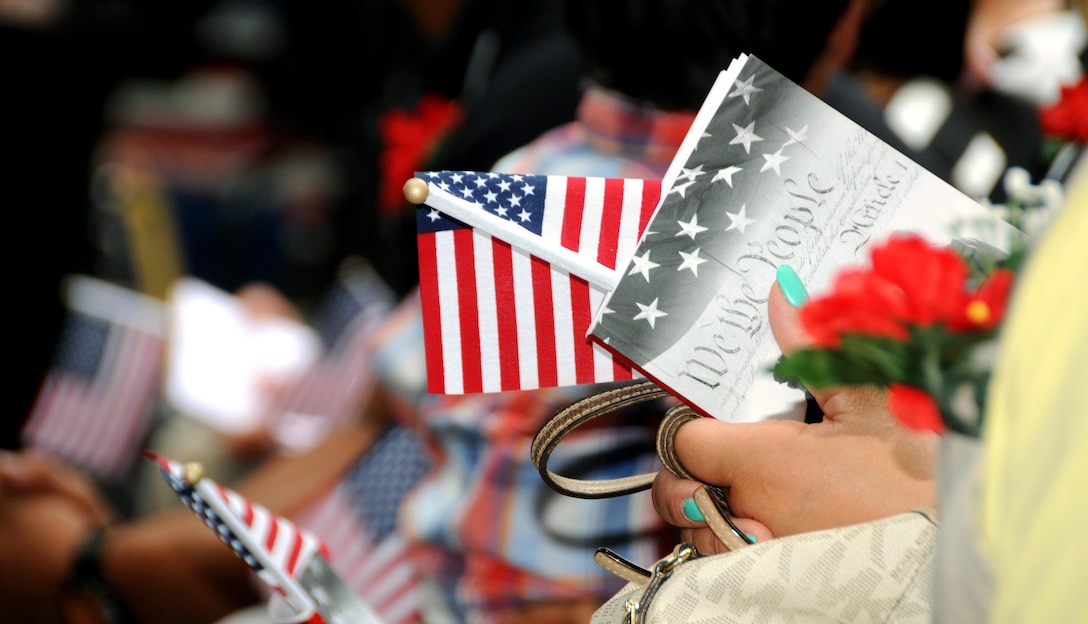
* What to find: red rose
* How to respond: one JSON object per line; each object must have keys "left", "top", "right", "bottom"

{"left": 1040, "top": 77, "right": 1088, "bottom": 144}
{"left": 951, "top": 267, "right": 1017, "bottom": 331}
{"left": 870, "top": 234, "right": 971, "bottom": 326}
{"left": 887, "top": 384, "right": 946, "bottom": 433}
{"left": 376, "top": 95, "right": 463, "bottom": 215}
{"left": 800, "top": 268, "right": 912, "bottom": 347}
{"left": 800, "top": 235, "right": 986, "bottom": 347}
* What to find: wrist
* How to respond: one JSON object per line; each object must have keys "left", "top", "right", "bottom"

{"left": 58, "top": 528, "right": 138, "bottom": 624}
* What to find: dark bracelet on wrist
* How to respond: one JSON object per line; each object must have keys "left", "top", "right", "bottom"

{"left": 60, "top": 528, "right": 138, "bottom": 624}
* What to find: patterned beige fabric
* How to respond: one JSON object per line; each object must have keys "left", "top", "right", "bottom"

{"left": 593, "top": 509, "right": 937, "bottom": 623}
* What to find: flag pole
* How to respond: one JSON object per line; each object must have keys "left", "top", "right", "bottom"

{"left": 181, "top": 461, "right": 317, "bottom": 618}
{"left": 405, "top": 177, "right": 622, "bottom": 291}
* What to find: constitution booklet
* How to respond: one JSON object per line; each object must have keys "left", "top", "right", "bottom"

{"left": 588, "top": 54, "right": 1017, "bottom": 423}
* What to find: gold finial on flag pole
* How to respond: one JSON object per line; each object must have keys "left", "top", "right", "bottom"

{"left": 403, "top": 178, "right": 429, "bottom": 205}
{"left": 183, "top": 461, "right": 206, "bottom": 485}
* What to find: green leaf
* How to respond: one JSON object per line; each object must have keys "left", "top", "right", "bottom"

{"left": 837, "top": 334, "right": 913, "bottom": 383}
{"left": 773, "top": 345, "right": 895, "bottom": 389}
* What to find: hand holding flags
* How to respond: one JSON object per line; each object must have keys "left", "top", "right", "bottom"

{"left": 147, "top": 453, "right": 385, "bottom": 624}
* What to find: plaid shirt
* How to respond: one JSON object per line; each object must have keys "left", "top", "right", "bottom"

{"left": 370, "top": 86, "right": 695, "bottom": 622}
{"left": 494, "top": 85, "right": 696, "bottom": 179}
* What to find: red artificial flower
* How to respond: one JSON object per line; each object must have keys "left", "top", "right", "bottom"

{"left": 870, "top": 234, "right": 971, "bottom": 326}
{"left": 800, "top": 268, "right": 912, "bottom": 347}
{"left": 950, "top": 267, "right": 1017, "bottom": 331}
{"left": 782, "top": 234, "right": 1018, "bottom": 438}
{"left": 1039, "top": 77, "right": 1088, "bottom": 144}
{"left": 887, "top": 384, "right": 946, "bottom": 434}
{"left": 800, "top": 234, "right": 993, "bottom": 347}
{"left": 376, "top": 94, "right": 463, "bottom": 215}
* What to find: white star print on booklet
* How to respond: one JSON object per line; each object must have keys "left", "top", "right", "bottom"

{"left": 589, "top": 54, "right": 1019, "bottom": 423}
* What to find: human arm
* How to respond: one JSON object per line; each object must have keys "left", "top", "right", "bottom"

{"left": 102, "top": 412, "right": 386, "bottom": 624}
{"left": 651, "top": 277, "right": 937, "bottom": 555}
{"left": 0, "top": 449, "right": 117, "bottom": 623}
{"left": 1, "top": 390, "right": 389, "bottom": 624}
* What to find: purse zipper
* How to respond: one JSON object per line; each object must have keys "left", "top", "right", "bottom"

{"left": 624, "top": 543, "right": 700, "bottom": 624}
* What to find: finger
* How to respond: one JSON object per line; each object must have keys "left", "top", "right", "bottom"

{"left": 728, "top": 516, "right": 773, "bottom": 544}
{"left": 671, "top": 417, "right": 804, "bottom": 500}
{"left": 679, "top": 526, "right": 736, "bottom": 556}
{"left": 651, "top": 469, "right": 702, "bottom": 528}
{"left": 768, "top": 278, "right": 813, "bottom": 356}
{"left": 8, "top": 450, "right": 114, "bottom": 524}
{"left": 654, "top": 468, "right": 777, "bottom": 552}
{"left": 769, "top": 277, "right": 885, "bottom": 422}
{"left": 679, "top": 517, "right": 773, "bottom": 556}
{"left": 768, "top": 276, "right": 835, "bottom": 410}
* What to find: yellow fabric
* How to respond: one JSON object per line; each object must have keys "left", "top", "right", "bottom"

{"left": 982, "top": 159, "right": 1088, "bottom": 623}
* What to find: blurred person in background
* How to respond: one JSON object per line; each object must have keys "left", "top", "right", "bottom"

{"left": 2, "top": 1, "right": 217, "bottom": 451}
{"left": 263, "top": 0, "right": 584, "bottom": 299}
{"left": 823, "top": 0, "right": 1080, "bottom": 202}
{"left": 964, "top": 0, "right": 1085, "bottom": 105}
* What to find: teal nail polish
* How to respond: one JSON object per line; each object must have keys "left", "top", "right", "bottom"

{"left": 682, "top": 498, "right": 705, "bottom": 522}
{"left": 746, "top": 534, "right": 758, "bottom": 544}
{"left": 776, "top": 264, "right": 808, "bottom": 307}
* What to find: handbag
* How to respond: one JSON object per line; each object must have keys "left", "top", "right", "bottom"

{"left": 530, "top": 381, "right": 939, "bottom": 623}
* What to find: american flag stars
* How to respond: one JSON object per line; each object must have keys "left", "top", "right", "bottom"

{"left": 675, "top": 214, "right": 708, "bottom": 239}
{"left": 712, "top": 165, "right": 742, "bottom": 186}
{"left": 730, "top": 121, "right": 763, "bottom": 153}
{"left": 426, "top": 170, "right": 541, "bottom": 228}
{"left": 628, "top": 250, "right": 661, "bottom": 282}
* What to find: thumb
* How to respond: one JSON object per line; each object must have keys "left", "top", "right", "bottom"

{"left": 768, "top": 269, "right": 812, "bottom": 356}
{"left": 769, "top": 266, "right": 834, "bottom": 409}
{"left": 769, "top": 268, "right": 897, "bottom": 429}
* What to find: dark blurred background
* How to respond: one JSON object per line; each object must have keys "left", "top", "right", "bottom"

{"left": 3, "top": 0, "right": 584, "bottom": 449}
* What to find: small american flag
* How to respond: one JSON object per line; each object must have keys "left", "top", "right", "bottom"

{"left": 267, "top": 258, "right": 397, "bottom": 450}
{"left": 23, "top": 276, "right": 165, "bottom": 481}
{"left": 414, "top": 171, "right": 660, "bottom": 393}
{"left": 293, "top": 426, "right": 431, "bottom": 624}
{"left": 148, "top": 452, "right": 386, "bottom": 624}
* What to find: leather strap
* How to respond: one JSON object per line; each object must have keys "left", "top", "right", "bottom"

{"left": 533, "top": 382, "right": 759, "bottom": 557}
{"left": 693, "top": 486, "right": 754, "bottom": 550}
{"left": 531, "top": 381, "right": 712, "bottom": 499}
{"left": 654, "top": 405, "right": 700, "bottom": 481}
{"left": 531, "top": 381, "right": 670, "bottom": 498}
{"left": 593, "top": 547, "right": 652, "bottom": 585}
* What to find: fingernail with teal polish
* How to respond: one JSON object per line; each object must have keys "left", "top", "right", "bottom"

{"left": 746, "top": 534, "right": 758, "bottom": 544}
{"left": 777, "top": 264, "right": 808, "bottom": 307}
{"left": 682, "top": 498, "right": 705, "bottom": 522}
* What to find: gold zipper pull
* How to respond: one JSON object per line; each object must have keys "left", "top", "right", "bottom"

{"left": 624, "top": 543, "right": 701, "bottom": 623}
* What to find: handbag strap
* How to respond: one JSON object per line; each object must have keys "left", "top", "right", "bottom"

{"left": 531, "top": 381, "right": 668, "bottom": 498}
{"left": 531, "top": 381, "right": 705, "bottom": 499}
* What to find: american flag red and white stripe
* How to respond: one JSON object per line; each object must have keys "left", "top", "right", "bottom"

{"left": 293, "top": 484, "right": 421, "bottom": 624}
{"left": 292, "top": 424, "right": 430, "bottom": 624}
{"left": 266, "top": 259, "right": 396, "bottom": 450}
{"left": 150, "top": 453, "right": 322, "bottom": 599}
{"left": 149, "top": 452, "right": 387, "bottom": 624}
{"left": 415, "top": 171, "right": 660, "bottom": 394}
{"left": 23, "top": 276, "right": 165, "bottom": 481}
